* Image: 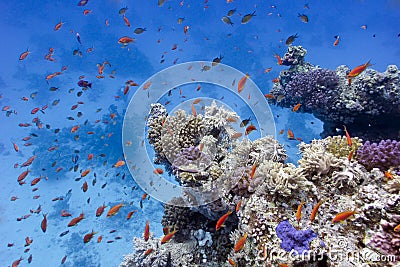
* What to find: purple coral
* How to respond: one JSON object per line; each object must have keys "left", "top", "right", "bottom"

{"left": 282, "top": 69, "right": 340, "bottom": 114}
{"left": 356, "top": 139, "right": 400, "bottom": 171}
{"left": 172, "top": 146, "right": 211, "bottom": 172}
{"left": 276, "top": 220, "right": 317, "bottom": 255}
{"left": 368, "top": 214, "right": 400, "bottom": 259}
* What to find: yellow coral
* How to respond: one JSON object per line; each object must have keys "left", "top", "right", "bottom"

{"left": 325, "top": 135, "right": 362, "bottom": 159}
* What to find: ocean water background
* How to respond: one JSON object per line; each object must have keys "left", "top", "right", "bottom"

{"left": 0, "top": 0, "right": 399, "bottom": 266}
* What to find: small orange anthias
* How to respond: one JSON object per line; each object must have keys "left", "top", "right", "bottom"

{"left": 347, "top": 60, "right": 373, "bottom": 85}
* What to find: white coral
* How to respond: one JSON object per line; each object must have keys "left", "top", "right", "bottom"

{"left": 203, "top": 100, "right": 239, "bottom": 130}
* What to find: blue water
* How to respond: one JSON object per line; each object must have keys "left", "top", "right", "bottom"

{"left": 0, "top": 0, "right": 399, "bottom": 266}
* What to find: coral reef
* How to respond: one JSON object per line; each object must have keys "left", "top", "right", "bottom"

{"left": 122, "top": 102, "right": 400, "bottom": 267}
{"left": 270, "top": 46, "right": 400, "bottom": 141}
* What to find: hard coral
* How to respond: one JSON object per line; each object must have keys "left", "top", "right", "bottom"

{"left": 356, "top": 139, "right": 400, "bottom": 171}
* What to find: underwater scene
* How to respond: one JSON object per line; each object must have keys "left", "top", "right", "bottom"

{"left": 1, "top": 0, "right": 400, "bottom": 266}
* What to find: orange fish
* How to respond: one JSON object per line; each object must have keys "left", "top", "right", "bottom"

{"left": 264, "top": 93, "right": 275, "bottom": 99}
{"left": 81, "top": 169, "right": 90, "bottom": 177}
{"left": 274, "top": 53, "right": 283, "bottom": 65}
{"left": 287, "top": 129, "right": 295, "bottom": 139}
{"left": 347, "top": 60, "right": 372, "bottom": 85}
{"left": 292, "top": 103, "right": 301, "bottom": 112}
{"left": 272, "top": 78, "right": 279, "bottom": 83}
{"left": 332, "top": 210, "right": 356, "bottom": 223}
{"left": 123, "top": 85, "right": 130, "bottom": 95}
{"left": 144, "top": 220, "right": 150, "bottom": 241}
{"left": 81, "top": 181, "right": 88, "bottom": 192}
{"left": 143, "top": 81, "right": 152, "bottom": 90}
{"left": 264, "top": 67, "right": 272, "bottom": 73}
{"left": 18, "top": 169, "right": 30, "bottom": 182}
{"left": 279, "top": 129, "right": 284, "bottom": 134}
{"left": 141, "top": 193, "right": 148, "bottom": 200}
{"left": 107, "top": 203, "right": 124, "bottom": 218}
{"left": 192, "top": 98, "right": 202, "bottom": 104}
{"left": 235, "top": 199, "right": 242, "bottom": 213}
{"left": 191, "top": 103, "right": 197, "bottom": 117}
{"left": 41, "top": 214, "right": 47, "bottom": 233}
{"left": 118, "top": 36, "right": 135, "bottom": 44}
{"left": 249, "top": 163, "right": 258, "bottom": 179}
{"left": 12, "top": 142, "right": 19, "bottom": 152}
{"left": 384, "top": 171, "right": 394, "bottom": 180}
{"left": 19, "top": 49, "right": 30, "bottom": 61}
{"left": 348, "top": 149, "right": 354, "bottom": 161}
{"left": 68, "top": 213, "right": 84, "bottom": 227}
{"left": 153, "top": 168, "right": 163, "bottom": 174}
{"left": 144, "top": 248, "right": 154, "bottom": 255}
{"left": 394, "top": 223, "right": 400, "bottom": 232}
{"left": 333, "top": 35, "right": 340, "bottom": 46}
{"left": 83, "top": 9, "right": 92, "bottom": 15}
{"left": 123, "top": 16, "right": 130, "bottom": 27}
{"left": 71, "top": 125, "right": 80, "bottom": 133}
{"left": 245, "top": 124, "right": 257, "bottom": 135}
{"left": 21, "top": 155, "right": 36, "bottom": 167}
{"left": 343, "top": 125, "right": 352, "bottom": 147}
{"left": 310, "top": 200, "right": 324, "bottom": 222}
{"left": 228, "top": 258, "right": 236, "bottom": 266}
{"left": 161, "top": 229, "right": 178, "bottom": 244}
{"left": 61, "top": 210, "right": 72, "bottom": 217}
{"left": 31, "top": 177, "right": 42, "bottom": 186}
{"left": 54, "top": 21, "right": 65, "bottom": 31}
{"left": 83, "top": 230, "right": 97, "bottom": 243}
{"left": 237, "top": 73, "right": 249, "bottom": 93}
{"left": 113, "top": 160, "right": 125, "bottom": 168}
{"left": 296, "top": 201, "right": 305, "bottom": 223}
{"left": 87, "top": 153, "right": 94, "bottom": 160}
{"left": 216, "top": 211, "right": 232, "bottom": 231}
{"left": 12, "top": 257, "right": 23, "bottom": 267}
{"left": 126, "top": 210, "right": 137, "bottom": 220}
{"left": 234, "top": 232, "right": 248, "bottom": 252}
{"left": 97, "top": 235, "right": 103, "bottom": 243}
{"left": 96, "top": 203, "right": 107, "bottom": 217}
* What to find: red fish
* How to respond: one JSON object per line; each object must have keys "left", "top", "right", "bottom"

{"left": 347, "top": 60, "right": 372, "bottom": 85}
{"left": 118, "top": 36, "right": 135, "bottom": 44}
{"left": 216, "top": 211, "right": 232, "bottom": 230}
{"left": 12, "top": 257, "right": 23, "bottom": 267}
{"left": 68, "top": 213, "right": 84, "bottom": 227}
{"left": 54, "top": 21, "right": 65, "bottom": 31}
{"left": 296, "top": 201, "right": 305, "bottom": 223}
{"left": 83, "top": 230, "right": 97, "bottom": 243}
{"left": 237, "top": 73, "right": 249, "bottom": 93}
{"left": 287, "top": 129, "right": 295, "bottom": 140}
{"left": 81, "top": 181, "right": 88, "bottom": 192}
{"left": 12, "top": 142, "right": 19, "bottom": 152}
{"left": 21, "top": 155, "right": 36, "bottom": 167}
{"left": 123, "top": 16, "right": 130, "bottom": 27}
{"left": 41, "top": 214, "right": 47, "bottom": 233}
{"left": 245, "top": 124, "right": 256, "bottom": 135}
{"left": 274, "top": 53, "right": 282, "bottom": 65}
{"left": 96, "top": 203, "right": 107, "bottom": 217}
{"left": 333, "top": 35, "right": 340, "bottom": 46}
{"left": 144, "top": 220, "right": 150, "bottom": 241}
{"left": 19, "top": 49, "right": 30, "bottom": 61}
{"left": 126, "top": 210, "right": 137, "bottom": 220}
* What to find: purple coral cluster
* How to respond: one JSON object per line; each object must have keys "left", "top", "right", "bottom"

{"left": 276, "top": 220, "right": 317, "bottom": 255}
{"left": 172, "top": 146, "right": 211, "bottom": 172}
{"left": 368, "top": 214, "right": 400, "bottom": 259}
{"left": 282, "top": 69, "right": 340, "bottom": 114}
{"left": 356, "top": 139, "right": 400, "bottom": 172}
